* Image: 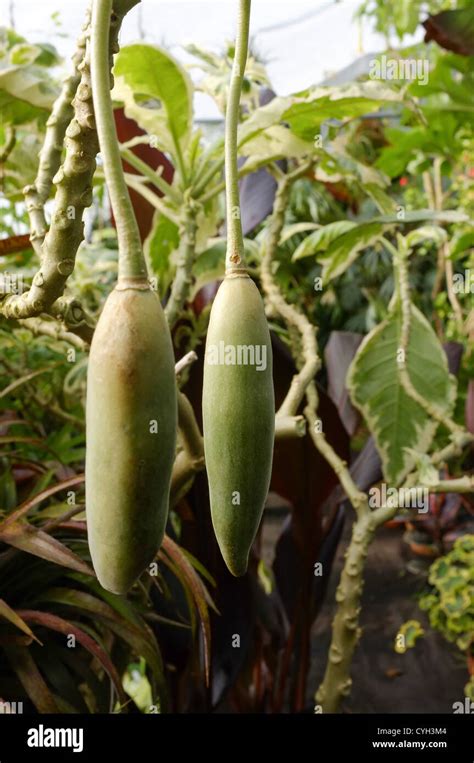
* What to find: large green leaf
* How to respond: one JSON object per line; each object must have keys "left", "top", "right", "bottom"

{"left": 240, "top": 125, "right": 313, "bottom": 168}
{"left": 238, "top": 82, "right": 402, "bottom": 148}
{"left": 347, "top": 301, "right": 456, "bottom": 484}
{"left": 113, "top": 44, "right": 193, "bottom": 157}
{"left": 0, "top": 61, "right": 57, "bottom": 124}
{"left": 144, "top": 211, "right": 180, "bottom": 296}
{"left": 282, "top": 82, "right": 404, "bottom": 142}
{"left": 318, "top": 222, "right": 385, "bottom": 282}
{"left": 292, "top": 221, "right": 356, "bottom": 261}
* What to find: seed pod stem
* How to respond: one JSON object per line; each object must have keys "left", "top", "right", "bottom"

{"left": 91, "top": 0, "right": 146, "bottom": 282}
{"left": 225, "top": 0, "right": 251, "bottom": 274}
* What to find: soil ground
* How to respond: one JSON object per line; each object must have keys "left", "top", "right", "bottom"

{"left": 309, "top": 518, "right": 467, "bottom": 713}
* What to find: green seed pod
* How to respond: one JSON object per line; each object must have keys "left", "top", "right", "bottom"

{"left": 86, "top": 279, "right": 177, "bottom": 594}
{"left": 202, "top": 273, "right": 275, "bottom": 576}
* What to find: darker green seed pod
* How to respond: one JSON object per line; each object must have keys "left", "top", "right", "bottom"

{"left": 86, "top": 279, "right": 177, "bottom": 594}
{"left": 202, "top": 273, "right": 275, "bottom": 576}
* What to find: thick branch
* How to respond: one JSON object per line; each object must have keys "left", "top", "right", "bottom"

{"left": 24, "top": 10, "right": 90, "bottom": 256}
{"left": 165, "top": 203, "right": 198, "bottom": 326}
{"left": 261, "top": 162, "right": 320, "bottom": 418}
{"left": 315, "top": 513, "right": 374, "bottom": 713}
{"left": 1, "top": 0, "right": 136, "bottom": 320}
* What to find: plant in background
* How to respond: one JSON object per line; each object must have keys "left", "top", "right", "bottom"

{"left": 0, "top": 0, "right": 473, "bottom": 716}
{"left": 395, "top": 535, "right": 474, "bottom": 700}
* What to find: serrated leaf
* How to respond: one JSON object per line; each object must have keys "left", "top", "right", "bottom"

{"left": 347, "top": 301, "right": 456, "bottom": 484}
{"left": 292, "top": 221, "right": 356, "bottom": 261}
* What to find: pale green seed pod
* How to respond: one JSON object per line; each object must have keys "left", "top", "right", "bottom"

{"left": 86, "top": 279, "right": 177, "bottom": 594}
{"left": 202, "top": 273, "right": 275, "bottom": 576}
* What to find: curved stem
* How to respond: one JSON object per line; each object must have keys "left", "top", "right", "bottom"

{"left": 91, "top": 0, "right": 146, "bottom": 282}
{"left": 225, "top": 0, "right": 251, "bottom": 273}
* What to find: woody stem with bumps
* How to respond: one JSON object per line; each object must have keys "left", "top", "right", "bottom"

{"left": 24, "top": 8, "right": 90, "bottom": 257}
{"left": 0, "top": 0, "right": 139, "bottom": 322}
{"left": 165, "top": 202, "right": 198, "bottom": 326}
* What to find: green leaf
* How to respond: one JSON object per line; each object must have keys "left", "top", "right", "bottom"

{"left": 36, "top": 588, "right": 166, "bottom": 702}
{"left": 406, "top": 226, "right": 448, "bottom": 250}
{"left": 318, "top": 222, "right": 385, "bottom": 282}
{"left": 0, "top": 521, "right": 94, "bottom": 575}
{"left": 364, "top": 183, "right": 397, "bottom": 215}
{"left": 0, "top": 61, "right": 57, "bottom": 122}
{"left": 241, "top": 125, "right": 313, "bottom": 167}
{"left": 16, "top": 609, "right": 126, "bottom": 704}
{"left": 238, "top": 82, "right": 402, "bottom": 148}
{"left": 0, "top": 599, "right": 41, "bottom": 644}
{"left": 144, "top": 211, "right": 179, "bottom": 296}
{"left": 279, "top": 222, "right": 320, "bottom": 245}
{"left": 347, "top": 301, "right": 455, "bottom": 484}
{"left": 292, "top": 221, "right": 356, "bottom": 262}
{"left": 450, "top": 230, "right": 474, "bottom": 258}
{"left": 3, "top": 644, "right": 60, "bottom": 712}
{"left": 394, "top": 619, "right": 424, "bottom": 654}
{"left": 373, "top": 209, "right": 469, "bottom": 225}
{"left": 282, "top": 82, "right": 403, "bottom": 142}
{"left": 113, "top": 44, "right": 193, "bottom": 157}
{"left": 9, "top": 43, "right": 42, "bottom": 67}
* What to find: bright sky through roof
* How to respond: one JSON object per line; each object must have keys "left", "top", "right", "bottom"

{"left": 1, "top": 0, "right": 422, "bottom": 118}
